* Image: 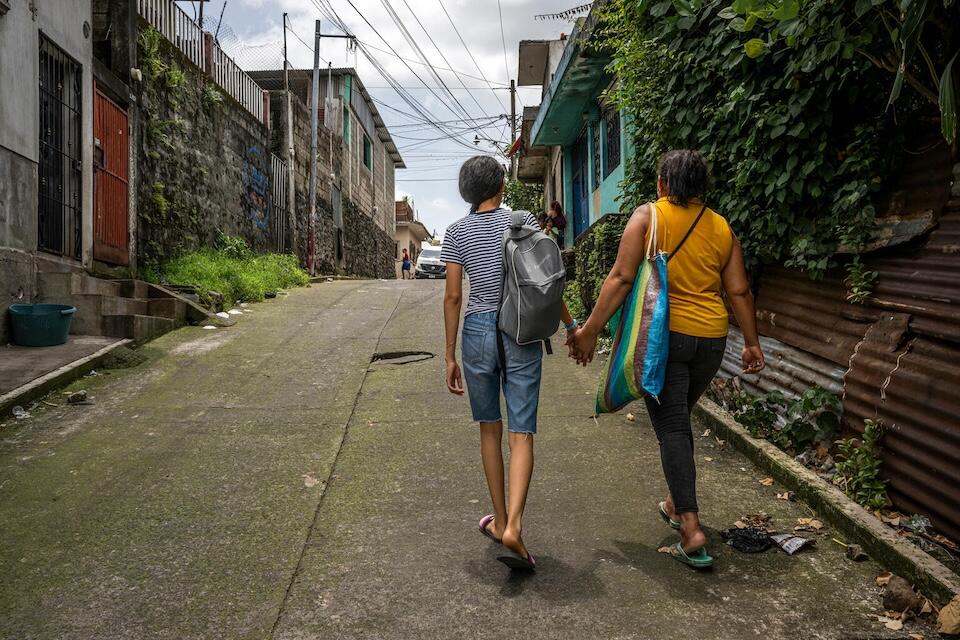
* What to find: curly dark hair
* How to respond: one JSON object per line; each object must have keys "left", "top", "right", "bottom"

{"left": 657, "top": 149, "right": 710, "bottom": 207}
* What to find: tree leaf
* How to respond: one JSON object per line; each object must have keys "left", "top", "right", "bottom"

{"left": 744, "top": 38, "right": 766, "bottom": 58}
{"left": 939, "top": 50, "right": 958, "bottom": 142}
{"left": 772, "top": 0, "right": 799, "bottom": 20}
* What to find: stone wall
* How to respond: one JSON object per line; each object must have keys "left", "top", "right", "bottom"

{"left": 271, "top": 92, "right": 395, "bottom": 279}
{"left": 135, "top": 25, "right": 276, "bottom": 269}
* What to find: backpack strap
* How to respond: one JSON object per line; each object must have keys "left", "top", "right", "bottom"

{"left": 510, "top": 210, "right": 526, "bottom": 229}
{"left": 667, "top": 204, "right": 708, "bottom": 263}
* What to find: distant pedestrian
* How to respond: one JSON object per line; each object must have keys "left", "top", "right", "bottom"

{"left": 401, "top": 248, "right": 412, "bottom": 279}
{"left": 442, "top": 156, "right": 578, "bottom": 572}
{"left": 569, "top": 150, "right": 765, "bottom": 569}
{"left": 546, "top": 201, "right": 567, "bottom": 247}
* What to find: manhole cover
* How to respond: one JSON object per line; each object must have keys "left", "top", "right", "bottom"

{"left": 370, "top": 351, "right": 434, "bottom": 365}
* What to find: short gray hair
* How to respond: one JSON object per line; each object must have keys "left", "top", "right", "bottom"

{"left": 459, "top": 156, "right": 504, "bottom": 211}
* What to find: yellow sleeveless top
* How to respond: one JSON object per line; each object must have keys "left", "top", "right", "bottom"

{"left": 647, "top": 197, "right": 734, "bottom": 338}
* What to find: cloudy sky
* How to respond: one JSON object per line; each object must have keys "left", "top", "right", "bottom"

{"left": 178, "top": 0, "right": 575, "bottom": 239}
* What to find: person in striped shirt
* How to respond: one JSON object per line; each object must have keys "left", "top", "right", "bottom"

{"left": 442, "top": 156, "right": 577, "bottom": 571}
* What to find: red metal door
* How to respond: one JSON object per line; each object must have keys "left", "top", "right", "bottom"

{"left": 93, "top": 86, "right": 129, "bottom": 265}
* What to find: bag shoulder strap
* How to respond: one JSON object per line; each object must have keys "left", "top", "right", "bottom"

{"left": 510, "top": 210, "right": 526, "bottom": 229}
{"left": 667, "top": 203, "right": 708, "bottom": 263}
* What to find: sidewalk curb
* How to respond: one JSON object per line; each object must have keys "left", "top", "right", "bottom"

{"left": 694, "top": 398, "right": 960, "bottom": 606}
{"left": 0, "top": 339, "right": 133, "bottom": 417}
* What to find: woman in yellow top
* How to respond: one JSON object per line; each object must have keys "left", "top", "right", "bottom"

{"left": 570, "top": 150, "right": 765, "bottom": 568}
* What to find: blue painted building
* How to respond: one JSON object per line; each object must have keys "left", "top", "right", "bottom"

{"left": 517, "top": 5, "right": 633, "bottom": 246}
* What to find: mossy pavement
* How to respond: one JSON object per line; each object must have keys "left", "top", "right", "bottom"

{"left": 0, "top": 281, "right": 918, "bottom": 639}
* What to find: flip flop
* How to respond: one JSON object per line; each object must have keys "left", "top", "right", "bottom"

{"left": 668, "top": 542, "right": 714, "bottom": 569}
{"left": 478, "top": 514, "right": 502, "bottom": 544}
{"left": 496, "top": 550, "right": 536, "bottom": 571}
{"left": 658, "top": 501, "right": 681, "bottom": 530}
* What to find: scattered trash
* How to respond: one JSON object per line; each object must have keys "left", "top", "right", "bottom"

{"left": 11, "top": 406, "right": 30, "bottom": 419}
{"left": 86, "top": 369, "right": 101, "bottom": 377}
{"left": 876, "top": 571, "right": 893, "bottom": 587}
{"left": 715, "top": 435, "right": 726, "bottom": 447}
{"left": 721, "top": 527, "right": 772, "bottom": 553}
{"left": 326, "top": 277, "right": 334, "bottom": 282}
{"left": 265, "top": 291, "right": 277, "bottom": 298}
{"left": 203, "top": 325, "right": 217, "bottom": 330}
{"left": 770, "top": 533, "right": 816, "bottom": 555}
{"left": 776, "top": 491, "right": 796, "bottom": 501}
{"left": 938, "top": 595, "right": 960, "bottom": 635}
{"left": 240, "top": 302, "right": 249, "bottom": 307}
{"left": 625, "top": 412, "right": 635, "bottom": 422}
{"left": 41, "top": 400, "right": 58, "bottom": 407}
{"left": 302, "top": 473, "right": 320, "bottom": 488}
{"left": 215, "top": 311, "right": 230, "bottom": 319}
{"left": 845, "top": 543, "right": 869, "bottom": 561}
{"left": 759, "top": 477, "right": 774, "bottom": 486}
{"left": 882, "top": 575, "right": 925, "bottom": 613}
{"left": 227, "top": 309, "right": 243, "bottom": 315}
{"left": 65, "top": 390, "right": 87, "bottom": 404}
{"left": 701, "top": 429, "right": 711, "bottom": 437}
{"left": 735, "top": 512, "right": 773, "bottom": 531}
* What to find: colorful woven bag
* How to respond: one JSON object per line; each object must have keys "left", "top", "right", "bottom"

{"left": 596, "top": 202, "right": 670, "bottom": 413}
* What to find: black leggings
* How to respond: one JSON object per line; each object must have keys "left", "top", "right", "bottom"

{"left": 643, "top": 332, "right": 726, "bottom": 514}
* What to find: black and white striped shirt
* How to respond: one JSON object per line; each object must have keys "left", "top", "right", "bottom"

{"left": 441, "top": 208, "right": 539, "bottom": 316}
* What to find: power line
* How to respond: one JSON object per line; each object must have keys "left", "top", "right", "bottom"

{"left": 358, "top": 40, "right": 510, "bottom": 87}
{"left": 497, "top": 0, "right": 511, "bottom": 89}
{"left": 435, "top": 0, "right": 509, "bottom": 113}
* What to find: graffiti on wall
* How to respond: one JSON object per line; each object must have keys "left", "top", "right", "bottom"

{"left": 243, "top": 145, "right": 270, "bottom": 230}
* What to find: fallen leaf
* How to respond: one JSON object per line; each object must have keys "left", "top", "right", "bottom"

{"left": 626, "top": 413, "right": 636, "bottom": 422}
{"left": 776, "top": 491, "right": 796, "bottom": 501}
{"left": 810, "top": 519, "right": 823, "bottom": 530}
{"left": 704, "top": 456, "right": 714, "bottom": 462}
{"left": 909, "top": 633, "right": 924, "bottom": 640}
{"left": 798, "top": 518, "right": 813, "bottom": 526}
{"left": 656, "top": 545, "right": 674, "bottom": 554}
{"left": 884, "top": 618, "right": 904, "bottom": 631}
{"left": 715, "top": 436, "right": 726, "bottom": 447}
{"left": 303, "top": 474, "right": 320, "bottom": 488}
{"left": 701, "top": 429, "right": 711, "bottom": 437}
{"left": 759, "top": 477, "right": 774, "bottom": 486}
{"left": 921, "top": 599, "right": 933, "bottom": 615}
{"left": 734, "top": 520, "right": 747, "bottom": 529}
{"left": 876, "top": 571, "right": 892, "bottom": 587}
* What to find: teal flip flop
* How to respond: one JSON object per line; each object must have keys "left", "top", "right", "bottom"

{"left": 668, "top": 542, "right": 714, "bottom": 569}
{"left": 658, "top": 502, "right": 681, "bottom": 530}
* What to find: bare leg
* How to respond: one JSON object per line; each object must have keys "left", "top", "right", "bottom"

{"left": 479, "top": 420, "right": 506, "bottom": 539}
{"left": 502, "top": 432, "right": 534, "bottom": 558}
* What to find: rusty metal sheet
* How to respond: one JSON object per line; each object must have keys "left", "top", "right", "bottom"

{"left": 868, "top": 202, "right": 960, "bottom": 343}
{"left": 720, "top": 327, "right": 846, "bottom": 398}
{"left": 875, "top": 135, "right": 953, "bottom": 221}
{"left": 756, "top": 267, "right": 879, "bottom": 366}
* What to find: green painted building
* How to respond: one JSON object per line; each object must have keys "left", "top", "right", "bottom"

{"left": 518, "top": 5, "right": 634, "bottom": 245}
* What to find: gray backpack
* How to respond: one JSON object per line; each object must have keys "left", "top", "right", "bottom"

{"left": 497, "top": 211, "right": 566, "bottom": 347}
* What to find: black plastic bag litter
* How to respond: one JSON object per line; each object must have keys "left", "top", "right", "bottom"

{"left": 721, "top": 527, "right": 773, "bottom": 553}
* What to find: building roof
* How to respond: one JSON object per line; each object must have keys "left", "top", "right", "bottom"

{"left": 529, "top": 3, "right": 613, "bottom": 147}
{"left": 248, "top": 67, "right": 405, "bottom": 168}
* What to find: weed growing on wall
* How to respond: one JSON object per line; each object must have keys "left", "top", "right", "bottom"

{"left": 562, "top": 280, "right": 587, "bottom": 322}
{"left": 202, "top": 83, "right": 224, "bottom": 109}
{"left": 730, "top": 386, "right": 841, "bottom": 454}
{"left": 844, "top": 256, "right": 879, "bottom": 304}
{"left": 573, "top": 214, "right": 628, "bottom": 315}
{"left": 835, "top": 419, "right": 889, "bottom": 510}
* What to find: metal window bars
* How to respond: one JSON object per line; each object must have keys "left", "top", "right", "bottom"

{"left": 38, "top": 34, "right": 83, "bottom": 259}
{"left": 271, "top": 153, "right": 287, "bottom": 253}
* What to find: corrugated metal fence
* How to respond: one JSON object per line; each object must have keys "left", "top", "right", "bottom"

{"left": 137, "top": 0, "right": 265, "bottom": 124}
{"left": 717, "top": 143, "right": 960, "bottom": 542}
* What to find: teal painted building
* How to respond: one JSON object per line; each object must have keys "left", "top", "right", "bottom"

{"left": 523, "top": 7, "right": 634, "bottom": 246}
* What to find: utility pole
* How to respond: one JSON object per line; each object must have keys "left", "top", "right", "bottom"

{"left": 306, "top": 21, "right": 355, "bottom": 275}
{"left": 510, "top": 79, "right": 518, "bottom": 180}
{"left": 282, "top": 13, "right": 297, "bottom": 256}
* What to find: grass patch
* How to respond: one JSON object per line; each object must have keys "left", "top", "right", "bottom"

{"left": 151, "top": 236, "right": 308, "bottom": 308}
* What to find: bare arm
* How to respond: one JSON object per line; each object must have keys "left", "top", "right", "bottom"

{"left": 721, "top": 236, "right": 765, "bottom": 373}
{"left": 443, "top": 263, "right": 465, "bottom": 394}
{"left": 570, "top": 205, "right": 650, "bottom": 364}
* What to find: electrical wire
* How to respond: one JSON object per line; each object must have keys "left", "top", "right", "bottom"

{"left": 435, "top": 0, "right": 509, "bottom": 113}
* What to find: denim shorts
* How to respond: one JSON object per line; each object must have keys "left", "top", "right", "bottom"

{"left": 461, "top": 312, "right": 543, "bottom": 434}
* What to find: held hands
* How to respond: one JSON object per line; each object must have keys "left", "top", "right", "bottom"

{"left": 446, "top": 358, "right": 464, "bottom": 395}
{"left": 742, "top": 344, "right": 765, "bottom": 374}
{"left": 567, "top": 325, "right": 598, "bottom": 366}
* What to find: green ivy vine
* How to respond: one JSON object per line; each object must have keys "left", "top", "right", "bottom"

{"left": 596, "top": 0, "right": 941, "bottom": 277}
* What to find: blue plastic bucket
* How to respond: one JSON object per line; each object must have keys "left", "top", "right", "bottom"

{"left": 8, "top": 304, "right": 76, "bottom": 347}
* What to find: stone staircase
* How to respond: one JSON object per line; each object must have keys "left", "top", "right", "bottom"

{"left": 36, "top": 265, "right": 208, "bottom": 343}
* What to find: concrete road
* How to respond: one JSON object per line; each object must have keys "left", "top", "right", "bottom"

{"left": 0, "top": 280, "right": 904, "bottom": 639}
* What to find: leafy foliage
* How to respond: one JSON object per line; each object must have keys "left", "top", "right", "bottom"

{"left": 597, "top": 0, "right": 939, "bottom": 277}
{"left": 503, "top": 180, "right": 544, "bottom": 213}
{"left": 844, "top": 256, "right": 879, "bottom": 304}
{"left": 835, "top": 419, "right": 889, "bottom": 510}
{"left": 572, "top": 214, "right": 628, "bottom": 315}
{"left": 563, "top": 279, "right": 587, "bottom": 322}
{"left": 733, "top": 386, "right": 841, "bottom": 453}
{"left": 151, "top": 237, "right": 309, "bottom": 309}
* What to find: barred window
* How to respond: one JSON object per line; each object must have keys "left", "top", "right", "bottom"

{"left": 603, "top": 108, "right": 621, "bottom": 178}
{"left": 592, "top": 121, "right": 601, "bottom": 190}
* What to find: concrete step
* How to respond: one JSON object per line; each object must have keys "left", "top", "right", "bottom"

{"left": 38, "top": 271, "right": 123, "bottom": 299}
{"left": 147, "top": 298, "right": 187, "bottom": 323}
{"left": 114, "top": 279, "right": 152, "bottom": 299}
{"left": 68, "top": 294, "right": 150, "bottom": 336}
{"left": 102, "top": 314, "right": 176, "bottom": 341}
